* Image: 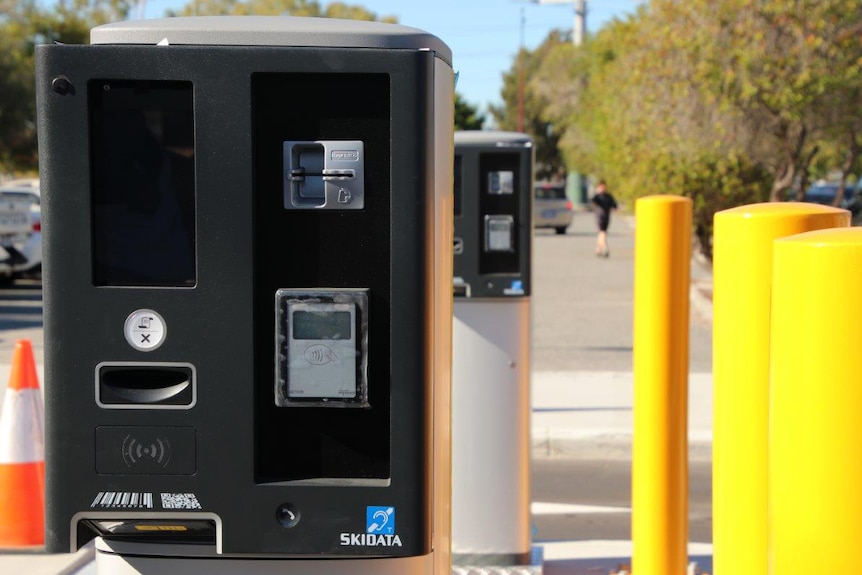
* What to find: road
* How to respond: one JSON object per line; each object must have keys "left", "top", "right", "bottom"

{"left": 0, "top": 278, "right": 44, "bottom": 365}
{"left": 532, "top": 459, "right": 712, "bottom": 544}
{"left": 531, "top": 214, "right": 712, "bottom": 373}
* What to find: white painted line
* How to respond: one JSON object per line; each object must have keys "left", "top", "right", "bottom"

{"left": 538, "top": 540, "right": 713, "bottom": 561}
{"left": 531, "top": 502, "right": 630, "bottom": 515}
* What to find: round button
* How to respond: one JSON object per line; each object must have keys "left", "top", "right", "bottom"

{"left": 124, "top": 309, "right": 167, "bottom": 351}
{"left": 276, "top": 503, "right": 300, "bottom": 528}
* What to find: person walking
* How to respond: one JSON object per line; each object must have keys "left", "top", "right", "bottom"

{"left": 591, "top": 180, "right": 618, "bottom": 257}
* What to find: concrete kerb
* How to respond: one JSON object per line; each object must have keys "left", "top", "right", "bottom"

{"left": 530, "top": 371, "right": 714, "bottom": 462}
{"left": 531, "top": 429, "right": 713, "bottom": 462}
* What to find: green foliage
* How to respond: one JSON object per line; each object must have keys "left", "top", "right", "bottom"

{"left": 667, "top": 0, "right": 862, "bottom": 200}
{"left": 0, "top": 0, "right": 130, "bottom": 172}
{"left": 518, "top": 0, "right": 862, "bottom": 257}
{"left": 454, "top": 93, "right": 485, "bottom": 131}
{"left": 677, "top": 154, "right": 771, "bottom": 259}
{"left": 167, "top": 0, "right": 395, "bottom": 21}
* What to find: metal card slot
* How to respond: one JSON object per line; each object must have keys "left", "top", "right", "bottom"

{"left": 283, "top": 140, "right": 365, "bottom": 209}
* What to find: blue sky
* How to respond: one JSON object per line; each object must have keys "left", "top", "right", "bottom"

{"left": 135, "top": 0, "right": 644, "bottom": 112}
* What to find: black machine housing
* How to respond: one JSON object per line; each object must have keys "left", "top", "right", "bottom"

{"left": 453, "top": 131, "right": 533, "bottom": 299}
{"left": 36, "top": 16, "right": 453, "bottom": 558}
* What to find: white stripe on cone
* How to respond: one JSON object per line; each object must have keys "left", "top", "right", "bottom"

{"left": 0, "top": 387, "right": 44, "bottom": 464}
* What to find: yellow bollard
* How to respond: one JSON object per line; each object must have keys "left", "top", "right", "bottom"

{"left": 769, "top": 227, "right": 862, "bottom": 574}
{"left": 712, "top": 204, "right": 849, "bottom": 575}
{"left": 632, "top": 195, "right": 692, "bottom": 575}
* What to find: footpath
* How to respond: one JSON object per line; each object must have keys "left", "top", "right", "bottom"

{"left": 0, "top": 208, "right": 715, "bottom": 574}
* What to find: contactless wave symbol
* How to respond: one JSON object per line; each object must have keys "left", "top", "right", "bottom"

{"left": 366, "top": 506, "right": 395, "bottom": 535}
{"left": 305, "top": 344, "right": 338, "bottom": 365}
{"left": 122, "top": 435, "right": 172, "bottom": 469}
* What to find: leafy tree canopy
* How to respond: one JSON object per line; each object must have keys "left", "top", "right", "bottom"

{"left": 506, "top": 0, "right": 862, "bottom": 257}
{"left": 0, "top": 0, "right": 131, "bottom": 171}
{"left": 455, "top": 93, "right": 485, "bottom": 131}
{"left": 168, "top": 0, "right": 395, "bottom": 21}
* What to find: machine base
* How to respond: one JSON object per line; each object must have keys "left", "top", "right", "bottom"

{"left": 95, "top": 538, "right": 436, "bottom": 575}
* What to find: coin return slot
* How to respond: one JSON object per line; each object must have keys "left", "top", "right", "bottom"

{"left": 98, "top": 365, "right": 195, "bottom": 407}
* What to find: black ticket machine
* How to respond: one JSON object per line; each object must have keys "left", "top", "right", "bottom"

{"left": 36, "top": 16, "right": 454, "bottom": 575}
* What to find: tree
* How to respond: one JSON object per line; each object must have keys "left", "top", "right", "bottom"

{"left": 673, "top": 0, "right": 862, "bottom": 201}
{"left": 0, "top": 24, "right": 39, "bottom": 170}
{"left": 804, "top": 81, "right": 862, "bottom": 205}
{"left": 167, "top": 0, "right": 395, "bottom": 21}
{"left": 0, "top": 0, "right": 131, "bottom": 172}
{"left": 454, "top": 93, "right": 485, "bottom": 131}
{"left": 523, "top": 0, "right": 862, "bottom": 258}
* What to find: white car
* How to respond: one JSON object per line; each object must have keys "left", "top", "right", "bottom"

{"left": 534, "top": 182, "right": 574, "bottom": 235}
{"left": 0, "top": 178, "right": 42, "bottom": 282}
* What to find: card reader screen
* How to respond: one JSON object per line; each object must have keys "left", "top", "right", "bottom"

{"left": 292, "top": 311, "right": 352, "bottom": 340}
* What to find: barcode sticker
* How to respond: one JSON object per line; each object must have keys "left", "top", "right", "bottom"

{"left": 91, "top": 492, "right": 154, "bottom": 509}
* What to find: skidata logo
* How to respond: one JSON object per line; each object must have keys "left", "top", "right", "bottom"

{"left": 339, "top": 506, "right": 403, "bottom": 547}
{"left": 503, "top": 279, "right": 525, "bottom": 296}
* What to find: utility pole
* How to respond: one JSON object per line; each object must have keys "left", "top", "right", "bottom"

{"left": 532, "top": 0, "right": 586, "bottom": 46}
{"left": 518, "top": 7, "right": 526, "bottom": 132}
{"left": 531, "top": 0, "right": 589, "bottom": 202}
{"left": 573, "top": 0, "right": 586, "bottom": 46}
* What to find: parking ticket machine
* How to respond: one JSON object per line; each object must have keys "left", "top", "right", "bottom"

{"left": 36, "top": 16, "right": 454, "bottom": 575}
{"left": 451, "top": 131, "right": 533, "bottom": 566}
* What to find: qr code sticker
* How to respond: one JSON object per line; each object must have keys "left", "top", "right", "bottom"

{"left": 160, "top": 492, "right": 202, "bottom": 510}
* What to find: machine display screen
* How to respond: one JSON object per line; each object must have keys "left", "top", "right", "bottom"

{"left": 292, "top": 311, "right": 352, "bottom": 340}
{"left": 89, "top": 79, "right": 196, "bottom": 287}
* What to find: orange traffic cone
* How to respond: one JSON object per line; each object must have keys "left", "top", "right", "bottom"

{"left": 0, "top": 339, "right": 45, "bottom": 546}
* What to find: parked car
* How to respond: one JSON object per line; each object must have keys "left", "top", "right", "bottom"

{"left": 801, "top": 180, "right": 862, "bottom": 216}
{"left": 534, "top": 182, "right": 574, "bottom": 235}
{"left": 0, "top": 179, "right": 42, "bottom": 282}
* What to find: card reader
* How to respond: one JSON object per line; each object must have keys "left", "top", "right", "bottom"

{"left": 275, "top": 289, "right": 369, "bottom": 407}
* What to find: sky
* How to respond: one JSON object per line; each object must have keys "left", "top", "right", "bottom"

{"left": 134, "top": 0, "right": 644, "bottom": 113}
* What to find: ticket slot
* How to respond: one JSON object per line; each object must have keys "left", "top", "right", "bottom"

{"left": 98, "top": 364, "right": 195, "bottom": 407}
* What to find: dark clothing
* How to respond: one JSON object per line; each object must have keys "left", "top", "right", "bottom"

{"left": 597, "top": 213, "right": 610, "bottom": 232}
{"left": 591, "top": 192, "right": 617, "bottom": 232}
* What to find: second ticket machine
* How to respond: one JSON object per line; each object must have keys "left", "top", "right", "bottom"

{"left": 451, "top": 131, "right": 533, "bottom": 566}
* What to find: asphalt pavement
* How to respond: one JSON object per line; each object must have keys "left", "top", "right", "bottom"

{"left": 0, "top": 206, "right": 715, "bottom": 574}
